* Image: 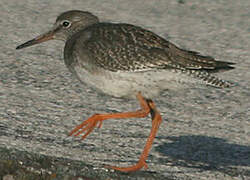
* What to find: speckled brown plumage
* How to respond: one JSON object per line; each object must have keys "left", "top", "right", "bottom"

{"left": 83, "top": 23, "right": 233, "bottom": 72}
{"left": 63, "top": 21, "right": 234, "bottom": 89}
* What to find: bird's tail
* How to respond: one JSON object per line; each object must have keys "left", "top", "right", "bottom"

{"left": 186, "top": 70, "right": 234, "bottom": 88}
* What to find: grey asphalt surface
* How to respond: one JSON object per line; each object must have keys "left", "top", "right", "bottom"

{"left": 1, "top": 0, "right": 250, "bottom": 179}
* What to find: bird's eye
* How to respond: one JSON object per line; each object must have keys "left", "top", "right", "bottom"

{"left": 61, "top": 20, "right": 71, "bottom": 28}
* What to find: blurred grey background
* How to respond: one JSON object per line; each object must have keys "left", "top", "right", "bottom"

{"left": 0, "top": 0, "right": 250, "bottom": 179}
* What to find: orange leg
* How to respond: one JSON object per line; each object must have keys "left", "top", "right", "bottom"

{"left": 69, "top": 92, "right": 162, "bottom": 172}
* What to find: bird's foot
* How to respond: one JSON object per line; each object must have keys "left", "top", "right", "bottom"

{"left": 68, "top": 114, "right": 104, "bottom": 140}
{"left": 105, "top": 158, "right": 148, "bottom": 172}
{"left": 68, "top": 92, "right": 150, "bottom": 141}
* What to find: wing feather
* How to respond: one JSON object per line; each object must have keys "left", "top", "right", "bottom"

{"left": 74, "top": 23, "right": 234, "bottom": 72}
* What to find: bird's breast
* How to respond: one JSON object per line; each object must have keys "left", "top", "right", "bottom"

{"left": 70, "top": 65, "right": 198, "bottom": 99}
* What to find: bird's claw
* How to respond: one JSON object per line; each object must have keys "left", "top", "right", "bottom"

{"left": 69, "top": 114, "right": 103, "bottom": 140}
{"left": 105, "top": 158, "right": 148, "bottom": 172}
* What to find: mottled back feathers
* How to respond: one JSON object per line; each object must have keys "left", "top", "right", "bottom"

{"left": 65, "top": 22, "right": 234, "bottom": 88}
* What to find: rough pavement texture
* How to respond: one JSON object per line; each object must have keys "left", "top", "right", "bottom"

{"left": 1, "top": 0, "right": 250, "bottom": 179}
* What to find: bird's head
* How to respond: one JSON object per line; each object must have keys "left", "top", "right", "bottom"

{"left": 16, "top": 10, "right": 99, "bottom": 49}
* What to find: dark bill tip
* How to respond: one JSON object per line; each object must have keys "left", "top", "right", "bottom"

{"left": 16, "top": 39, "right": 37, "bottom": 50}
{"left": 16, "top": 31, "right": 54, "bottom": 50}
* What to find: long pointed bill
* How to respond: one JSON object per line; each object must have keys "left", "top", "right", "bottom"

{"left": 16, "top": 30, "right": 55, "bottom": 50}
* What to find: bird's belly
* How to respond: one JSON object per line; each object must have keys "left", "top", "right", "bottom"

{"left": 73, "top": 67, "right": 196, "bottom": 99}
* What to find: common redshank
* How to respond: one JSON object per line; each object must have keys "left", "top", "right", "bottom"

{"left": 16, "top": 10, "right": 234, "bottom": 172}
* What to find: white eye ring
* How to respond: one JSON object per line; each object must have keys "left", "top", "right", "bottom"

{"left": 61, "top": 20, "right": 71, "bottom": 28}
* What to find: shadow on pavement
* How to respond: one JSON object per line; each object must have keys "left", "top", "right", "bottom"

{"left": 156, "top": 135, "right": 250, "bottom": 177}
